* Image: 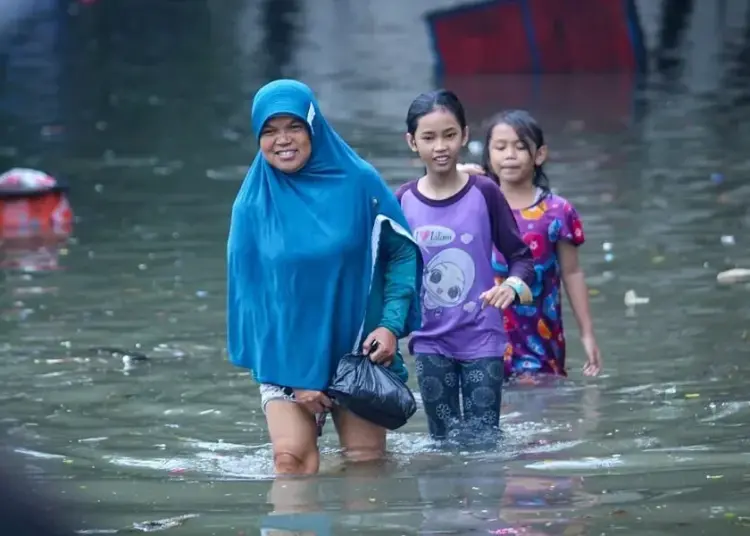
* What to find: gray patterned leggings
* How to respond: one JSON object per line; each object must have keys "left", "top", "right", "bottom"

{"left": 415, "top": 354, "right": 504, "bottom": 440}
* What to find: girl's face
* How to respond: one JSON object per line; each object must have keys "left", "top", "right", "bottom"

{"left": 259, "top": 115, "right": 312, "bottom": 173}
{"left": 488, "top": 123, "right": 546, "bottom": 185}
{"left": 407, "top": 107, "right": 468, "bottom": 175}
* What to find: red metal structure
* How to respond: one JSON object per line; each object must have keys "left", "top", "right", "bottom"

{"left": 426, "top": 0, "right": 647, "bottom": 77}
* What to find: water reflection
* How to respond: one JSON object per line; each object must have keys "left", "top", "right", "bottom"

{"left": 256, "top": 384, "right": 602, "bottom": 535}
{"left": 654, "top": 0, "right": 695, "bottom": 78}
{"left": 416, "top": 461, "right": 591, "bottom": 535}
{"left": 0, "top": 0, "right": 68, "bottom": 151}
{"left": 262, "top": 461, "right": 404, "bottom": 536}
{"left": 260, "top": 0, "right": 300, "bottom": 80}
{"left": 442, "top": 74, "right": 642, "bottom": 133}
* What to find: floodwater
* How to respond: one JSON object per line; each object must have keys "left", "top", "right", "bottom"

{"left": 1, "top": 1, "right": 750, "bottom": 535}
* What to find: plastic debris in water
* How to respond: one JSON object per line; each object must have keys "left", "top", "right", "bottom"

{"left": 602, "top": 242, "right": 613, "bottom": 252}
{"left": 624, "top": 289, "right": 649, "bottom": 307}
{"left": 716, "top": 268, "right": 750, "bottom": 285}
{"left": 710, "top": 172, "right": 723, "bottom": 184}
{"left": 604, "top": 253, "right": 614, "bottom": 262}
{"left": 720, "top": 235, "right": 735, "bottom": 246}
{"left": 132, "top": 514, "right": 198, "bottom": 532}
{"left": 467, "top": 140, "right": 483, "bottom": 156}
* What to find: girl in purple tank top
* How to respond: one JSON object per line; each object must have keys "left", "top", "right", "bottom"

{"left": 396, "top": 90, "right": 535, "bottom": 441}
{"left": 459, "top": 110, "right": 603, "bottom": 380}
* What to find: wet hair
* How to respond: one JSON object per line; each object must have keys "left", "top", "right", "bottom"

{"left": 481, "top": 109, "right": 550, "bottom": 191}
{"left": 405, "top": 89, "right": 467, "bottom": 136}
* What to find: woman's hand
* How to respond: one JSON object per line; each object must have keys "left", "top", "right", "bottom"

{"left": 363, "top": 327, "right": 397, "bottom": 365}
{"left": 293, "top": 389, "right": 333, "bottom": 415}
{"left": 479, "top": 283, "right": 516, "bottom": 310}
{"left": 581, "top": 334, "right": 602, "bottom": 376}
{"left": 457, "top": 163, "right": 486, "bottom": 175}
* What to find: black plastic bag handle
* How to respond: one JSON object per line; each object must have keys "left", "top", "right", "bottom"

{"left": 368, "top": 340, "right": 380, "bottom": 356}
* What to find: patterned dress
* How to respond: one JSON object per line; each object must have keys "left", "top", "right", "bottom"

{"left": 491, "top": 192, "right": 585, "bottom": 377}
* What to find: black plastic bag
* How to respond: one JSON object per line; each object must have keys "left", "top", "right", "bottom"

{"left": 328, "top": 350, "right": 417, "bottom": 431}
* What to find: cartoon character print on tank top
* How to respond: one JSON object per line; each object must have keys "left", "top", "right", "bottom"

{"left": 492, "top": 192, "right": 585, "bottom": 377}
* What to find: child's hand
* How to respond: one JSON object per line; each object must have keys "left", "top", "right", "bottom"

{"left": 457, "top": 163, "right": 486, "bottom": 175}
{"left": 479, "top": 283, "right": 516, "bottom": 310}
{"left": 581, "top": 334, "right": 602, "bottom": 376}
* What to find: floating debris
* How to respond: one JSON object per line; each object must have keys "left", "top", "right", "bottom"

{"left": 624, "top": 290, "right": 649, "bottom": 307}
{"left": 716, "top": 268, "right": 750, "bottom": 285}
{"left": 467, "top": 140, "right": 483, "bottom": 156}
{"left": 131, "top": 514, "right": 198, "bottom": 532}
{"left": 88, "top": 347, "right": 148, "bottom": 362}
{"left": 87, "top": 347, "right": 149, "bottom": 370}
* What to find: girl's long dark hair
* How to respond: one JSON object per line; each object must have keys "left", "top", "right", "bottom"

{"left": 481, "top": 109, "right": 550, "bottom": 191}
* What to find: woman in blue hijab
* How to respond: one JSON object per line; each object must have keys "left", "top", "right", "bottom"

{"left": 227, "top": 80, "right": 423, "bottom": 475}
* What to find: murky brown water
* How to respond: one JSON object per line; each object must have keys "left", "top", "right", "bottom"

{"left": 1, "top": 1, "right": 750, "bottom": 535}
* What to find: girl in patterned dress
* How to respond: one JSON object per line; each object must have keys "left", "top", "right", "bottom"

{"left": 460, "top": 110, "right": 602, "bottom": 380}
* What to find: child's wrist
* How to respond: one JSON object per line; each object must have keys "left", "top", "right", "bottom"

{"left": 503, "top": 276, "right": 533, "bottom": 304}
{"left": 499, "top": 281, "right": 517, "bottom": 295}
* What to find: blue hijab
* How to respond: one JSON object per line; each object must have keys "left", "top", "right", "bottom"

{"left": 227, "top": 79, "right": 421, "bottom": 391}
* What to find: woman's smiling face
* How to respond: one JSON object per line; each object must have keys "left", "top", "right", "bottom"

{"left": 259, "top": 115, "right": 312, "bottom": 173}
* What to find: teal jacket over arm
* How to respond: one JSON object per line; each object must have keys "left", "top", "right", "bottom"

{"left": 360, "top": 224, "right": 420, "bottom": 381}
